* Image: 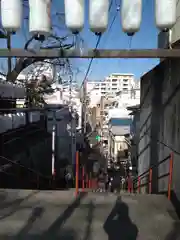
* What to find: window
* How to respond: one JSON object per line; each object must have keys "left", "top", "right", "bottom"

{"left": 123, "top": 79, "right": 129, "bottom": 82}
{"left": 112, "top": 79, "right": 117, "bottom": 82}
{"left": 112, "top": 83, "right": 117, "bottom": 86}
{"left": 123, "top": 88, "right": 128, "bottom": 91}
{"left": 123, "top": 83, "right": 128, "bottom": 86}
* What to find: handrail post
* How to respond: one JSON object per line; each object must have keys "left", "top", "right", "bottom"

{"left": 128, "top": 176, "right": 132, "bottom": 193}
{"left": 86, "top": 174, "right": 88, "bottom": 189}
{"left": 75, "top": 151, "right": 79, "bottom": 196}
{"left": 149, "top": 168, "right": 152, "bottom": 194}
{"left": 168, "top": 152, "right": 174, "bottom": 200}
{"left": 89, "top": 173, "right": 91, "bottom": 189}
{"left": 138, "top": 176, "right": 141, "bottom": 193}
{"left": 49, "top": 178, "right": 52, "bottom": 189}
{"left": 37, "top": 174, "right": 39, "bottom": 189}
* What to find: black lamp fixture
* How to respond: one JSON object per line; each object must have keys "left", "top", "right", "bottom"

{"left": 0, "top": 29, "right": 7, "bottom": 38}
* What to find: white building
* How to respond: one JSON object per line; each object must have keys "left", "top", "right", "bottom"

{"left": 87, "top": 73, "right": 135, "bottom": 97}
{"left": 103, "top": 81, "right": 140, "bottom": 162}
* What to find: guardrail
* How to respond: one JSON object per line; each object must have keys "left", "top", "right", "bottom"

{"left": 131, "top": 152, "right": 173, "bottom": 200}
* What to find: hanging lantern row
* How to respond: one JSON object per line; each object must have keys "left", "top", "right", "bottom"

{"left": 0, "top": 0, "right": 177, "bottom": 38}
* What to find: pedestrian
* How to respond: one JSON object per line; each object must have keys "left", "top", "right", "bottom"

{"left": 65, "top": 168, "right": 73, "bottom": 189}
{"left": 111, "top": 171, "right": 121, "bottom": 193}
{"left": 126, "top": 173, "right": 133, "bottom": 193}
{"left": 104, "top": 172, "right": 109, "bottom": 191}
{"left": 121, "top": 176, "right": 126, "bottom": 191}
{"left": 97, "top": 170, "right": 106, "bottom": 192}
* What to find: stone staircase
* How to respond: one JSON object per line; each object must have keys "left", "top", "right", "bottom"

{"left": 0, "top": 190, "right": 178, "bottom": 239}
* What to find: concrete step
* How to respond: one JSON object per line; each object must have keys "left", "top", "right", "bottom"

{"left": 0, "top": 190, "right": 179, "bottom": 239}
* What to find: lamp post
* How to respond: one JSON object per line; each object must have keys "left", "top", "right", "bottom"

{"left": 0, "top": 30, "right": 7, "bottom": 39}
{"left": 7, "top": 33, "right": 11, "bottom": 77}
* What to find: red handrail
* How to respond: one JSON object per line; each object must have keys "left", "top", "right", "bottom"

{"left": 2, "top": 128, "right": 44, "bottom": 145}
{"left": 132, "top": 152, "right": 174, "bottom": 200}
{"left": 75, "top": 151, "right": 79, "bottom": 196}
{"left": 0, "top": 155, "right": 52, "bottom": 188}
{"left": 1, "top": 122, "right": 41, "bottom": 137}
{"left": 168, "top": 152, "right": 173, "bottom": 200}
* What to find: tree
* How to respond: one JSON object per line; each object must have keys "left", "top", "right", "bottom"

{"left": 0, "top": 3, "right": 79, "bottom": 106}
{"left": 0, "top": 2, "right": 75, "bottom": 78}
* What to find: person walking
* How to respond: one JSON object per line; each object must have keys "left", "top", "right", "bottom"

{"left": 111, "top": 171, "right": 121, "bottom": 193}
{"left": 65, "top": 167, "right": 73, "bottom": 189}
{"left": 97, "top": 170, "right": 106, "bottom": 192}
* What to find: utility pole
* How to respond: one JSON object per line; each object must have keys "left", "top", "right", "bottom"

{"left": 100, "top": 96, "right": 104, "bottom": 140}
{"left": 81, "top": 80, "right": 87, "bottom": 135}
{"left": 67, "top": 60, "right": 76, "bottom": 166}
{"left": 52, "top": 111, "right": 56, "bottom": 178}
{"left": 100, "top": 96, "right": 105, "bottom": 168}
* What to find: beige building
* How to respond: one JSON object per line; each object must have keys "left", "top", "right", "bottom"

{"left": 109, "top": 134, "right": 129, "bottom": 162}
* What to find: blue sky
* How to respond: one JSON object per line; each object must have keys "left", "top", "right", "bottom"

{"left": 0, "top": 0, "right": 159, "bottom": 82}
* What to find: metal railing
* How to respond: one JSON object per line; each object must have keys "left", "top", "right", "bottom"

{"left": 130, "top": 152, "right": 173, "bottom": 200}
{"left": 0, "top": 155, "right": 52, "bottom": 189}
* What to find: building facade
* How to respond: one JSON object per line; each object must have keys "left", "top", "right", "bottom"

{"left": 86, "top": 73, "right": 135, "bottom": 97}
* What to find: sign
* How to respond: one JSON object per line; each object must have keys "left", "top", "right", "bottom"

{"left": 95, "top": 135, "right": 101, "bottom": 141}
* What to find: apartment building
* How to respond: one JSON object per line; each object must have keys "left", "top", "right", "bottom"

{"left": 86, "top": 73, "right": 135, "bottom": 97}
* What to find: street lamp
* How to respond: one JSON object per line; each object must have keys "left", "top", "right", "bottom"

{"left": 0, "top": 29, "right": 7, "bottom": 39}
{"left": 0, "top": 29, "right": 12, "bottom": 79}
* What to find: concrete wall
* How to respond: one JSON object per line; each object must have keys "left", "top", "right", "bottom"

{"left": 139, "top": 64, "right": 164, "bottom": 193}
{"left": 139, "top": 68, "right": 153, "bottom": 181}
{"left": 159, "top": 60, "right": 180, "bottom": 202}
{"left": 131, "top": 111, "right": 140, "bottom": 169}
{"left": 139, "top": 59, "right": 180, "bottom": 203}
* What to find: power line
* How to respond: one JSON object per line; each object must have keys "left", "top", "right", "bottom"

{"left": 86, "top": 1, "right": 119, "bottom": 79}
{"left": 81, "top": 35, "right": 102, "bottom": 87}
{"left": 81, "top": 0, "right": 114, "bottom": 86}
{"left": 102, "top": 9, "right": 119, "bottom": 48}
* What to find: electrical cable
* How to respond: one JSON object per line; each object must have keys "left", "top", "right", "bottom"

{"left": 81, "top": 35, "right": 102, "bottom": 88}
{"left": 102, "top": 2, "right": 120, "bottom": 48}
{"left": 80, "top": 0, "right": 115, "bottom": 87}
{"left": 86, "top": 1, "right": 120, "bottom": 90}
{"left": 90, "top": 0, "right": 120, "bottom": 75}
